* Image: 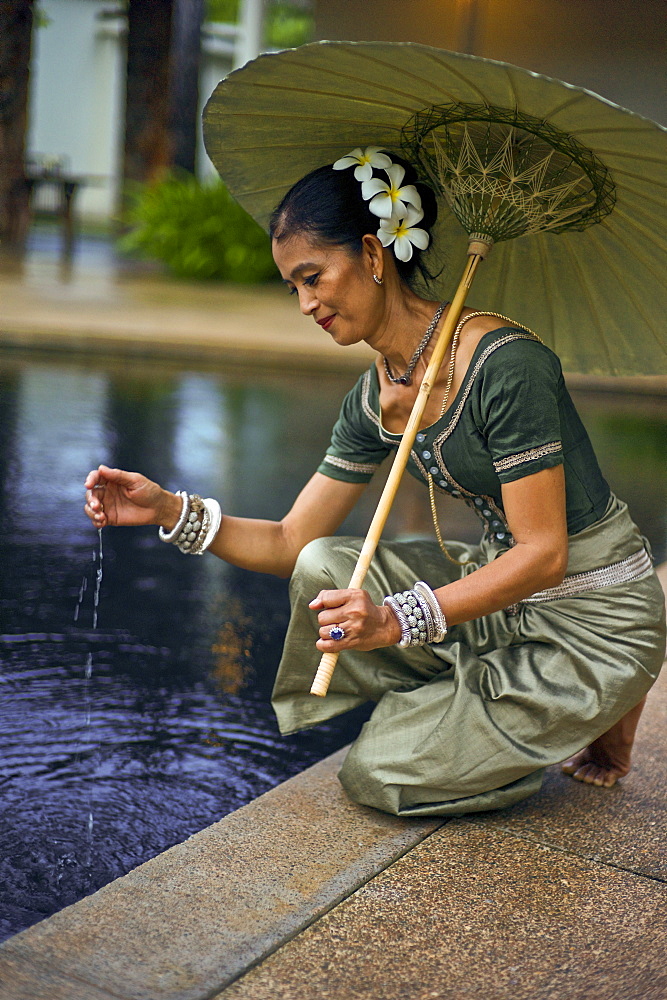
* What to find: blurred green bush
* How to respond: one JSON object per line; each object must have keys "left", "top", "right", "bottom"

{"left": 206, "top": 0, "right": 313, "bottom": 48}
{"left": 119, "top": 172, "right": 278, "bottom": 283}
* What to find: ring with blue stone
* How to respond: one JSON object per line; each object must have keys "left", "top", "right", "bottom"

{"left": 329, "top": 625, "right": 346, "bottom": 641}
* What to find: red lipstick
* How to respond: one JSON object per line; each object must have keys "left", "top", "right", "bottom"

{"left": 317, "top": 315, "right": 335, "bottom": 331}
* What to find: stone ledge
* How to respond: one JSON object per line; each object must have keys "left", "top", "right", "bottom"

{"left": 0, "top": 748, "right": 442, "bottom": 1000}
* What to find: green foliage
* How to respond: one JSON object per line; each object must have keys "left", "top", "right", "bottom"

{"left": 34, "top": 5, "right": 52, "bottom": 28}
{"left": 119, "top": 172, "right": 278, "bottom": 283}
{"left": 205, "top": 0, "right": 313, "bottom": 48}
{"left": 266, "top": 4, "right": 313, "bottom": 48}
{"left": 206, "top": 0, "right": 240, "bottom": 24}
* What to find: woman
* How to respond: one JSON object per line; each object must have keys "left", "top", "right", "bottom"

{"left": 84, "top": 149, "right": 665, "bottom": 817}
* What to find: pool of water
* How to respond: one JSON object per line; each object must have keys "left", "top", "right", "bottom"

{"left": 0, "top": 349, "right": 665, "bottom": 942}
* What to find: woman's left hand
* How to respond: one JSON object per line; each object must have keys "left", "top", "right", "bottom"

{"left": 309, "top": 588, "right": 402, "bottom": 652}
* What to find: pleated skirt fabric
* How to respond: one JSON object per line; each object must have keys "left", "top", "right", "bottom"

{"left": 271, "top": 496, "right": 666, "bottom": 816}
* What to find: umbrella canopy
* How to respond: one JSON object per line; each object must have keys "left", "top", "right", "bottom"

{"left": 203, "top": 41, "right": 667, "bottom": 376}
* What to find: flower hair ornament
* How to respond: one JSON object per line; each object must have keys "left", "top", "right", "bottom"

{"left": 333, "top": 146, "right": 430, "bottom": 262}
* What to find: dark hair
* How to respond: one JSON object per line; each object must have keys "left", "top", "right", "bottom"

{"left": 269, "top": 153, "right": 438, "bottom": 287}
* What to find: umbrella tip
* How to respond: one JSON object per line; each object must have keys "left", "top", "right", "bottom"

{"left": 467, "top": 233, "right": 494, "bottom": 258}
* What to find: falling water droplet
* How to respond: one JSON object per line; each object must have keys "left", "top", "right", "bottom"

{"left": 92, "top": 529, "right": 103, "bottom": 630}
{"left": 73, "top": 575, "right": 88, "bottom": 622}
{"left": 75, "top": 527, "right": 104, "bottom": 874}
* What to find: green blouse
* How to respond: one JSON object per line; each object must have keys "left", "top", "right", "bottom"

{"left": 317, "top": 327, "right": 611, "bottom": 546}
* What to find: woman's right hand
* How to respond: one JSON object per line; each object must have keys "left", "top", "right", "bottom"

{"left": 84, "top": 465, "right": 181, "bottom": 531}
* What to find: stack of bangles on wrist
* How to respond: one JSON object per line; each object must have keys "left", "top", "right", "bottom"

{"left": 158, "top": 491, "right": 222, "bottom": 555}
{"left": 383, "top": 581, "right": 448, "bottom": 647}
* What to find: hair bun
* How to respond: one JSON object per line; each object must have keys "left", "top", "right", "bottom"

{"left": 270, "top": 148, "right": 440, "bottom": 289}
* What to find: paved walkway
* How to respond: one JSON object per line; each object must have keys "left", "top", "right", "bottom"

{"left": 220, "top": 662, "right": 667, "bottom": 1000}
{"left": 1, "top": 243, "right": 666, "bottom": 391}
{"left": 0, "top": 250, "right": 374, "bottom": 372}
{"left": 220, "top": 578, "right": 667, "bottom": 1000}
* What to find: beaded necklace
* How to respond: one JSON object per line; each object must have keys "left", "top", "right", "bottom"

{"left": 383, "top": 301, "right": 447, "bottom": 386}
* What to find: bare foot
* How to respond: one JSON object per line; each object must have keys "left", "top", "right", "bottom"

{"left": 561, "top": 696, "right": 647, "bottom": 788}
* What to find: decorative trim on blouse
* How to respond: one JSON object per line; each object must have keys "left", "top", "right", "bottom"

{"left": 361, "top": 369, "right": 427, "bottom": 473}
{"left": 358, "top": 333, "right": 543, "bottom": 548}
{"left": 428, "top": 332, "right": 539, "bottom": 545}
{"left": 493, "top": 441, "right": 562, "bottom": 474}
{"left": 323, "top": 455, "right": 380, "bottom": 475}
{"left": 432, "top": 450, "right": 513, "bottom": 544}
{"left": 361, "top": 370, "right": 396, "bottom": 446}
{"left": 433, "top": 333, "right": 538, "bottom": 449}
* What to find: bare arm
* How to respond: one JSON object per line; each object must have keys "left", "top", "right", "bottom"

{"left": 85, "top": 466, "right": 365, "bottom": 578}
{"left": 205, "top": 472, "right": 366, "bottom": 576}
{"left": 312, "top": 464, "right": 569, "bottom": 652}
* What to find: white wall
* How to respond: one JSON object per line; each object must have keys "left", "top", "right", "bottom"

{"left": 28, "top": 0, "right": 125, "bottom": 220}
{"left": 28, "top": 0, "right": 263, "bottom": 221}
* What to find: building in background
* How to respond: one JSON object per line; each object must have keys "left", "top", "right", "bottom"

{"left": 27, "top": 0, "right": 266, "bottom": 221}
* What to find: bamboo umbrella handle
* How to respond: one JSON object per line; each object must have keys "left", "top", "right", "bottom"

{"left": 310, "top": 249, "right": 487, "bottom": 697}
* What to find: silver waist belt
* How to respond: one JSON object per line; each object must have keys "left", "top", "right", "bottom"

{"left": 520, "top": 546, "right": 653, "bottom": 606}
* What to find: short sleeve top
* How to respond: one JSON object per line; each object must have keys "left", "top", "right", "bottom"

{"left": 317, "top": 327, "right": 611, "bottom": 545}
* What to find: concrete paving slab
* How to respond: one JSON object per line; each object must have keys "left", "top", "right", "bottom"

{"left": 219, "top": 819, "right": 667, "bottom": 1000}
{"left": 0, "top": 275, "right": 375, "bottom": 372}
{"left": 462, "top": 667, "right": 667, "bottom": 881}
{"left": 0, "top": 949, "right": 123, "bottom": 1000}
{"left": 0, "top": 748, "right": 441, "bottom": 1000}
{"left": 216, "top": 571, "right": 667, "bottom": 999}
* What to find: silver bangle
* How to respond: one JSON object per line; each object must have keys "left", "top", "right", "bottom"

{"left": 414, "top": 590, "right": 436, "bottom": 640}
{"left": 198, "top": 498, "right": 222, "bottom": 553}
{"left": 382, "top": 596, "right": 413, "bottom": 647}
{"left": 414, "top": 581, "right": 448, "bottom": 642}
{"left": 394, "top": 590, "right": 429, "bottom": 646}
{"left": 176, "top": 495, "right": 205, "bottom": 552}
{"left": 158, "top": 490, "right": 189, "bottom": 543}
{"left": 384, "top": 591, "right": 429, "bottom": 646}
{"left": 188, "top": 501, "right": 211, "bottom": 555}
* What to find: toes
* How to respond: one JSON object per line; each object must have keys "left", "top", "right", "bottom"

{"left": 573, "top": 763, "right": 599, "bottom": 784}
{"left": 569, "top": 762, "right": 620, "bottom": 788}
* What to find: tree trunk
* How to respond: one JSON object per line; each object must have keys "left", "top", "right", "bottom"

{"left": 169, "top": 0, "right": 205, "bottom": 174}
{"left": 0, "top": 0, "right": 34, "bottom": 247}
{"left": 123, "top": 0, "right": 174, "bottom": 188}
{"left": 122, "top": 0, "right": 204, "bottom": 201}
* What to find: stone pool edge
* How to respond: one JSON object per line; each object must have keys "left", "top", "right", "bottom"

{"left": 0, "top": 746, "right": 444, "bottom": 1000}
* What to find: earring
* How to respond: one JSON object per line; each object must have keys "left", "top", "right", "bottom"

{"left": 373, "top": 274, "right": 383, "bottom": 286}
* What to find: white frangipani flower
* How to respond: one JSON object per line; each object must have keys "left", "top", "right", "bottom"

{"left": 361, "top": 163, "right": 422, "bottom": 220}
{"left": 332, "top": 146, "right": 393, "bottom": 181}
{"left": 377, "top": 206, "right": 430, "bottom": 262}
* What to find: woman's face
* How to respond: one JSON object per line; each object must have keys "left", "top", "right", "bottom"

{"left": 272, "top": 232, "right": 383, "bottom": 347}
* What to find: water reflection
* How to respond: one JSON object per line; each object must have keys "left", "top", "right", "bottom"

{"left": 209, "top": 598, "right": 255, "bottom": 698}
{"left": 0, "top": 349, "right": 665, "bottom": 943}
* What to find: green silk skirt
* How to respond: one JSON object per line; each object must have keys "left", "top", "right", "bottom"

{"left": 271, "top": 496, "right": 666, "bottom": 817}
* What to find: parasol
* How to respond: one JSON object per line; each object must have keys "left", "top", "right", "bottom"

{"left": 202, "top": 41, "right": 667, "bottom": 695}
{"left": 203, "top": 41, "right": 667, "bottom": 376}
